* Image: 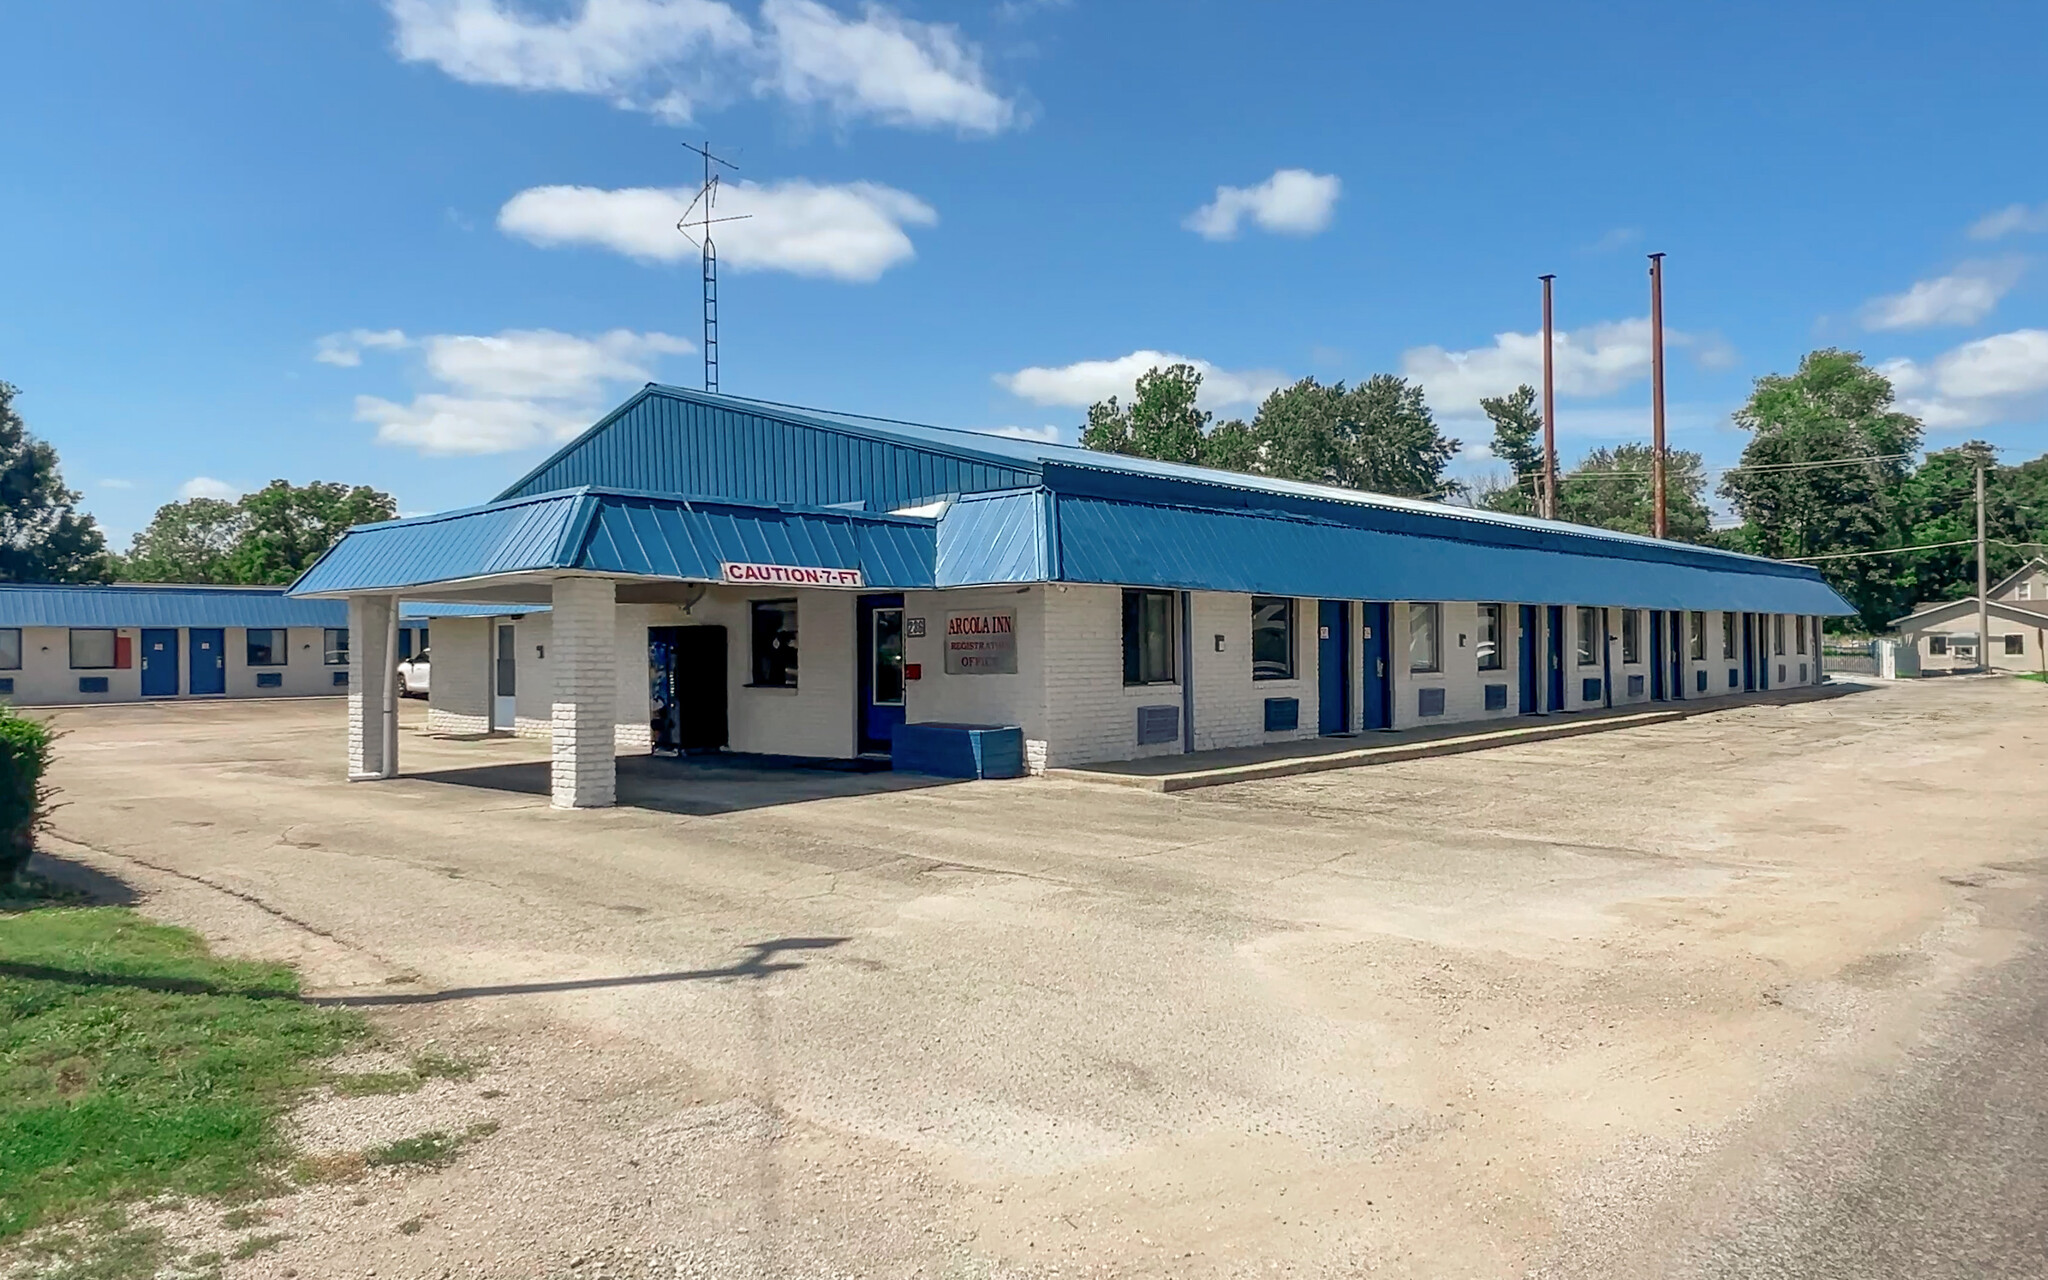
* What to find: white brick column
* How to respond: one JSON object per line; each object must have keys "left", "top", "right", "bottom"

{"left": 550, "top": 576, "right": 617, "bottom": 809}
{"left": 347, "top": 594, "right": 395, "bottom": 780}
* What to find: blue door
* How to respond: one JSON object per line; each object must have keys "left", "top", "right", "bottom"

{"left": 1518, "top": 605, "right": 1538, "bottom": 713}
{"left": 1545, "top": 605, "right": 1566, "bottom": 711}
{"left": 140, "top": 628, "right": 179, "bottom": 697}
{"left": 1668, "top": 611, "right": 1685, "bottom": 701}
{"left": 1649, "top": 611, "right": 1666, "bottom": 701}
{"left": 857, "top": 594, "right": 906, "bottom": 754}
{"left": 1360, "top": 602, "right": 1392, "bottom": 730}
{"left": 1317, "top": 600, "right": 1350, "bottom": 734}
{"left": 189, "top": 628, "right": 225, "bottom": 695}
{"left": 1742, "top": 615, "right": 1757, "bottom": 691}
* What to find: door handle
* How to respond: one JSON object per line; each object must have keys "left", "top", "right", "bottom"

{"left": 1376, "top": 659, "right": 1385, "bottom": 677}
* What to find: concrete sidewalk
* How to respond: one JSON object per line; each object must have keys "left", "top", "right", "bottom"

{"left": 1047, "top": 682, "right": 1860, "bottom": 791}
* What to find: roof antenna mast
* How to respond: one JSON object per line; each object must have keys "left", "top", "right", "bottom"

{"left": 677, "top": 140, "right": 747, "bottom": 394}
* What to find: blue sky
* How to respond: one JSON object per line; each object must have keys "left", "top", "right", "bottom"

{"left": 4, "top": 0, "right": 2047, "bottom": 542}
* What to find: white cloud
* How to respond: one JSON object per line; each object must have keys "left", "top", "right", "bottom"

{"left": 1883, "top": 329, "right": 2048, "bottom": 430}
{"left": 995, "top": 350, "right": 1288, "bottom": 411}
{"left": 1184, "top": 168, "right": 1341, "bottom": 241}
{"left": 759, "top": 0, "right": 1017, "bottom": 133}
{"left": 498, "top": 179, "right": 937, "bottom": 282}
{"left": 314, "top": 328, "right": 409, "bottom": 367}
{"left": 332, "top": 326, "right": 693, "bottom": 455}
{"left": 1401, "top": 318, "right": 1731, "bottom": 414}
{"left": 179, "top": 477, "right": 239, "bottom": 501}
{"left": 96, "top": 479, "right": 135, "bottom": 490}
{"left": 385, "top": 0, "right": 1020, "bottom": 132}
{"left": 982, "top": 424, "right": 1062, "bottom": 443}
{"left": 1860, "top": 260, "right": 2024, "bottom": 331}
{"left": 1968, "top": 202, "right": 2048, "bottom": 241}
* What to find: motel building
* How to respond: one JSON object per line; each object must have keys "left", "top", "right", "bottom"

{"left": 289, "top": 385, "right": 1853, "bottom": 809}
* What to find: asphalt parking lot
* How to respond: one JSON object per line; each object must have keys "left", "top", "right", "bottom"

{"left": 27, "top": 677, "right": 2048, "bottom": 1278}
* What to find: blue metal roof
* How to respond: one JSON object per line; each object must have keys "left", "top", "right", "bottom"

{"left": 0, "top": 584, "right": 348, "bottom": 628}
{"left": 498, "top": 388, "right": 1040, "bottom": 511}
{"left": 935, "top": 489, "right": 1049, "bottom": 586}
{"left": 292, "top": 488, "right": 937, "bottom": 596}
{"left": 1053, "top": 496, "right": 1851, "bottom": 614}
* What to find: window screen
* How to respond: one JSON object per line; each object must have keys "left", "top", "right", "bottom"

{"left": 1408, "top": 602, "right": 1441, "bottom": 673}
{"left": 324, "top": 628, "right": 349, "bottom": 665}
{"left": 2006, "top": 634, "right": 2025, "bottom": 655}
{"left": 750, "top": 600, "right": 799, "bottom": 688}
{"left": 1250, "top": 597, "right": 1294, "bottom": 680}
{"left": 1689, "top": 611, "right": 1706, "bottom": 660}
{"left": 1577, "top": 606, "right": 1601, "bottom": 666}
{"left": 70, "top": 628, "right": 116, "bottom": 669}
{"left": 246, "top": 629, "right": 287, "bottom": 667}
{"left": 0, "top": 629, "right": 18, "bottom": 671}
{"left": 1773, "top": 614, "right": 1786, "bottom": 655}
{"left": 1622, "top": 610, "right": 1641, "bottom": 664}
{"left": 1722, "top": 612, "right": 1737, "bottom": 659}
{"left": 1929, "top": 635, "right": 1948, "bottom": 655}
{"left": 1122, "top": 590, "right": 1177, "bottom": 685}
{"left": 1476, "top": 604, "right": 1503, "bottom": 671}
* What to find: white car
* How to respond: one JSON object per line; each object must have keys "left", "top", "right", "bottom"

{"left": 395, "top": 649, "right": 430, "bottom": 698}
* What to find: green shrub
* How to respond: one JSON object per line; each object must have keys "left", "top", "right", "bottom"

{"left": 0, "top": 707, "right": 53, "bottom": 885}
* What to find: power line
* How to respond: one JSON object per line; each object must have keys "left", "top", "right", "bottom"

{"left": 1510, "top": 452, "right": 1915, "bottom": 484}
{"left": 1777, "top": 537, "right": 2047, "bottom": 564}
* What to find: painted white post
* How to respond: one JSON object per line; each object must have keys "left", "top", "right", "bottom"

{"left": 347, "top": 594, "right": 395, "bottom": 780}
{"left": 550, "top": 576, "right": 617, "bottom": 809}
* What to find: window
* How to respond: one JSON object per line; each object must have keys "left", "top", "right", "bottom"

{"left": 1773, "top": 614, "right": 1786, "bottom": 655}
{"left": 2021, "top": 582, "right": 2032, "bottom": 600}
{"left": 1122, "top": 590, "right": 1177, "bottom": 685}
{"left": 1689, "top": 611, "right": 1706, "bottom": 660}
{"left": 750, "top": 600, "right": 799, "bottom": 687}
{"left": 1250, "top": 597, "right": 1295, "bottom": 680}
{"left": 1475, "top": 603, "right": 1504, "bottom": 672}
{"left": 1577, "top": 606, "right": 1601, "bottom": 666}
{"left": 2007, "top": 634, "right": 2026, "bottom": 656}
{"left": 871, "top": 607, "right": 904, "bottom": 705}
{"left": 397, "top": 628, "right": 413, "bottom": 660}
{"left": 0, "top": 629, "right": 18, "bottom": 671}
{"left": 323, "top": 628, "right": 349, "bottom": 665}
{"left": 1622, "top": 609, "right": 1642, "bottom": 664}
{"left": 246, "top": 629, "right": 287, "bottom": 667}
{"left": 1795, "top": 616, "right": 1807, "bottom": 654}
{"left": 1722, "top": 613, "right": 1737, "bottom": 659}
{"left": 70, "top": 628, "right": 116, "bottom": 669}
{"left": 1929, "top": 635, "right": 1948, "bottom": 655}
{"left": 1408, "top": 601, "right": 1441, "bottom": 673}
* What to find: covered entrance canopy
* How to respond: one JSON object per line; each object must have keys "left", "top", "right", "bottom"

{"left": 291, "top": 488, "right": 939, "bottom": 808}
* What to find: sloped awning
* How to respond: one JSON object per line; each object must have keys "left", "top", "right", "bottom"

{"left": 289, "top": 488, "right": 938, "bottom": 599}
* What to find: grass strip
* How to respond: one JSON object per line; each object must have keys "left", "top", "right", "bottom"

{"left": 0, "top": 899, "right": 367, "bottom": 1241}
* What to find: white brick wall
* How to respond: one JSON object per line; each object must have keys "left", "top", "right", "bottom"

{"left": 1388, "top": 601, "right": 1523, "bottom": 729}
{"left": 425, "top": 617, "right": 491, "bottom": 735}
{"left": 1038, "top": 585, "right": 1185, "bottom": 769}
{"left": 1187, "top": 592, "right": 1318, "bottom": 751}
{"left": 902, "top": 586, "right": 1046, "bottom": 742}
{"left": 550, "top": 577, "right": 617, "bottom": 808}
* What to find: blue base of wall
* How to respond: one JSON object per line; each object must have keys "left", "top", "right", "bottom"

{"left": 892, "top": 723, "right": 1026, "bottom": 779}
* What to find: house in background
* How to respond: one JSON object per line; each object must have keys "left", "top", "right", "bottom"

{"left": 0, "top": 583, "right": 453, "bottom": 706}
{"left": 1892, "top": 557, "right": 2048, "bottom": 673}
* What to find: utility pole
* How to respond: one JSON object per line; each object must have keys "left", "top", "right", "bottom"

{"left": 1977, "top": 459, "right": 1990, "bottom": 672}
{"left": 1540, "top": 274, "right": 1558, "bottom": 520}
{"left": 677, "top": 140, "right": 747, "bottom": 394}
{"left": 1648, "top": 252, "right": 1668, "bottom": 539}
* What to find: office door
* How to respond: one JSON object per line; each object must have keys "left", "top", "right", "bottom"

{"left": 140, "top": 629, "right": 179, "bottom": 697}
{"left": 1317, "top": 601, "right": 1350, "bottom": 734}
{"left": 857, "top": 594, "right": 906, "bottom": 754}
{"left": 493, "top": 623, "right": 517, "bottom": 729}
{"left": 188, "top": 629, "right": 225, "bottom": 696}
{"left": 649, "top": 625, "right": 727, "bottom": 753}
{"left": 1518, "top": 605, "right": 1538, "bottom": 713}
{"left": 1360, "top": 602, "right": 1392, "bottom": 730}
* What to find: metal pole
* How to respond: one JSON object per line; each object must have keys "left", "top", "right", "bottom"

{"left": 381, "top": 596, "right": 399, "bottom": 779}
{"left": 1649, "top": 252, "right": 1668, "bottom": 539}
{"left": 1540, "top": 274, "right": 1558, "bottom": 520}
{"left": 1977, "top": 461, "right": 1990, "bottom": 672}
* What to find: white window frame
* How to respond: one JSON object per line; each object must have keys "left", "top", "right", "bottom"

{"left": 1408, "top": 601, "right": 1441, "bottom": 674}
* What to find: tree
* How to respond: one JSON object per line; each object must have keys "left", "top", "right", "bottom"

{"left": 1476, "top": 384, "right": 1544, "bottom": 515}
{"left": 1894, "top": 442, "right": 2048, "bottom": 608}
{"left": 1556, "top": 443, "right": 1713, "bottom": 541}
{"left": 120, "top": 497, "right": 244, "bottom": 582}
{"left": 1719, "top": 349, "right": 1922, "bottom": 629}
{"left": 1079, "top": 363, "right": 1209, "bottom": 466}
{"left": 0, "top": 382, "right": 109, "bottom": 583}
{"left": 1237, "top": 375, "right": 1464, "bottom": 499}
{"left": 227, "top": 481, "right": 397, "bottom": 584}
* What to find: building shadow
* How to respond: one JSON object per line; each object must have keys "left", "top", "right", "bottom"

{"left": 311, "top": 936, "right": 849, "bottom": 1008}
{"left": 401, "top": 751, "right": 968, "bottom": 816}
